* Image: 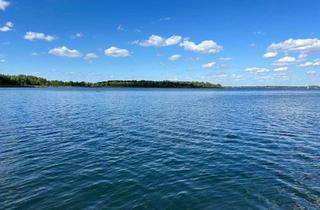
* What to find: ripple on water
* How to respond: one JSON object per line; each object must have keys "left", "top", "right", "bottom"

{"left": 0, "top": 88, "right": 319, "bottom": 209}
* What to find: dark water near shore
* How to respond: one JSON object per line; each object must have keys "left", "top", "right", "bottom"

{"left": 0, "top": 88, "right": 319, "bottom": 209}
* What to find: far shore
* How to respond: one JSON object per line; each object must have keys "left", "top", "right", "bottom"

{"left": 1, "top": 74, "right": 319, "bottom": 89}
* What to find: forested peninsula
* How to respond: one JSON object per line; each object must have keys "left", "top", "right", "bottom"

{"left": 0, "top": 74, "right": 222, "bottom": 88}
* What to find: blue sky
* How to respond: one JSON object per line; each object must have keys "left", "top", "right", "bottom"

{"left": 0, "top": 0, "right": 320, "bottom": 85}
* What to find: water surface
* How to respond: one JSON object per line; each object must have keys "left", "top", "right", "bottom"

{"left": 0, "top": 88, "right": 319, "bottom": 209}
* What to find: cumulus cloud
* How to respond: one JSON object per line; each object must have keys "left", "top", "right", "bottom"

{"left": 266, "top": 38, "right": 320, "bottom": 54}
{"left": 136, "top": 35, "right": 182, "bottom": 47}
{"left": 245, "top": 67, "right": 270, "bottom": 73}
{"left": 24, "top": 32, "right": 57, "bottom": 41}
{"left": 180, "top": 40, "right": 222, "bottom": 54}
{"left": 168, "top": 54, "right": 181, "bottom": 61}
{"left": 84, "top": 53, "right": 98, "bottom": 61}
{"left": 202, "top": 62, "right": 216, "bottom": 69}
{"left": 274, "top": 56, "right": 296, "bottom": 66}
{"left": 263, "top": 51, "right": 277, "bottom": 58}
{"left": 0, "top": 0, "right": 10, "bottom": 11}
{"left": 165, "top": 36, "right": 182, "bottom": 46}
{"left": 49, "top": 46, "right": 82, "bottom": 58}
{"left": 299, "top": 59, "right": 320, "bottom": 67}
{"left": 0, "top": 21, "right": 13, "bottom": 32}
{"left": 104, "top": 46, "right": 130, "bottom": 57}
{"left": 274, "top": 67, "right": 288, "bottom": 72}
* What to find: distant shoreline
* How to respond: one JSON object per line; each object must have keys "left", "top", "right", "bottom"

{"left": 0, "top": 74, "right": 222, "bottom": 88}
{"left": 1, "top": 74, "right": 319, "bottom": 89}
{"left": 1, "top": 86, "right": 319, "bottom": 90}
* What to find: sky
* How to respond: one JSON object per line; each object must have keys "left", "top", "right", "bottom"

{"left": 0, "top": 0, "right": 320, "bottom": 86}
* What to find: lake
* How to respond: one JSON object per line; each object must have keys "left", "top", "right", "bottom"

{"left": 0, "top": 88, "right": 319, "bottom": 209}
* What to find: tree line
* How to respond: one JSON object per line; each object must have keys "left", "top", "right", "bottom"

{"left": 0, "top": 74, "right": 222, "bottom": 88}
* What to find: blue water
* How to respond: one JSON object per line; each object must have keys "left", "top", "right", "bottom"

{"left": 0, "top": 88, "right": 319, "bottom": 209}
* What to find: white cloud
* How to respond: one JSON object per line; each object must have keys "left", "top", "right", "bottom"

{"left": 266, "top": 38, "right": 320, "bottom": 54}
{"left": 104, "top": 46, "right": 130, "bottom": 57}
{"left": 0, "top": 21, "right": 13, "bottom": 32}
{"left": 49, "top": 46, "right": 82, "bottom": 58}
{"left": 75, "top": 32, "right": 83, "bottom": 37}
{"left": 245, "top": 67, "right": 270, "bottom": 73}
{"left": 24, "top": 32, "right": 57, "bottom": 41}
{"left": 0, "top": 58, "right": 5, "bottom": 63}
{"left": 263, "top": 51, "right": 277, "bottom": 58}
{"left": 274, "top": 66, "right": 288, "bottom": 72}
{"left": 137, "top": 35, "right": 182, "bottom": 47}
{"left": 166, "top": 36, "right": 182, "bottom": 46}
{"left": 202, "top": 62, "right": 216, "bottom": 69}
{"left": 298, "top": 53, "right": 307, "bottom": 59}
{"left": 0, "top": 0, "right": 10, "bottom": 11}
{"left": 84, "top": 53, "right": 98, "bottom": 61}
{"left": 299, "top": 59, "right": 320, "bottom": 67}
{"left": 274, "top": 56, "right": 296, "bottom": 66}
{"left": 307, "top": 70, "right": 316, "bottom": 75}
{"left": 168, "top": 54, "right": 181, "bottom": 61}
{"left": 117, "top": 25, "right": 125, "bottom": 31}
{"left": 180, "top": 40, "right": 222, "bottom": 54}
